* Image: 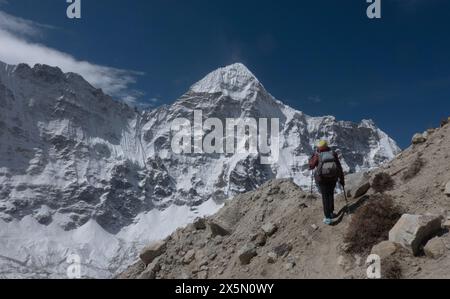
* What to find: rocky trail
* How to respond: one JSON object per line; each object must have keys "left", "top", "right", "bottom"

{"left": 119, "top": 119, "right": 450, "bottom": 279}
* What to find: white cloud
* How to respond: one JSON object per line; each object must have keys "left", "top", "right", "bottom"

{"left": 307, "top": 96, "right": 322, "bottom": 103}
{"left": 0, "top": 10, "right": 143, "bottom": 100}
{"left": 0, "top": 11, "right": 53, "bottom": 38}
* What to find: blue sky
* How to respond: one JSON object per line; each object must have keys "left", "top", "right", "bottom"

{"left": 0, "top": 0, "right": 449, "bottom": 148}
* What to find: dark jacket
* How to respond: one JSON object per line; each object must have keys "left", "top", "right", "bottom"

{"left": 309, "top": 147, "right": 345, "bottom": 185}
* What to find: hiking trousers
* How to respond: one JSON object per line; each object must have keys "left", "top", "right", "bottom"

{"left": 318, "top": 180, "right": 337, "bottom": 219}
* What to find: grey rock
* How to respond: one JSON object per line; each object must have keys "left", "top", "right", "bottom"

{"left": 389, "top": 214, "right": 443, "bottom": 256}
{"left": 412, "top": 133, "right": 427, "bottom": 145}
{"left": 138, "top": 258, "right": 161, "bottom": 279}
{"left": 371, "top": 241, "right": 398, "bottom": 259}
{"left": 284, "top": 262, "right": 296, "bottom": 270}
{"left": 445, "top": 181, "right": 450, "bottom": 197}
{"left": 254, "top": 232, "right": 267, "bottom": 247}
{"left": 238, "top": 244, "right": 257, "bottom": 265}
{"left": 424, "top": 237, "right": 446, "bottom": 259}
{"left": 183, "top": 249, "right": 196, "bottom": 265}
{"left": 267, "top": 252, "right": 277, "bottom": 264}
{"left": 214, "top": 235, "right": 224, "bottom": 245}
{"left": 273, "top": 243, "right": 293, "bottom": 257}
{"left": 261, "top": 223, "right": 278, "bottom": 237}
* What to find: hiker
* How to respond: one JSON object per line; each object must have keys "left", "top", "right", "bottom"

{"left": 309, "top": 140, "right": 345, "bottom": 225}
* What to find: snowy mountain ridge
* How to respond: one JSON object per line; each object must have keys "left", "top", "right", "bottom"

{"left": 0, "top": 61, "right": 400, "bottom": 278}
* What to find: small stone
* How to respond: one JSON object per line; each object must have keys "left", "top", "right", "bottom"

{"left": 371, "top": 241, "right": 398, "bottom": 259}
{"left": 183, "top": 249, "right": 196, "bottom": 265}
{"left": 262, "top": 223, "right": 278, "bottom": 237}
{"left": 284, "top": 262, "right": 295, "bottom": 270}
{"left": 311, "top": 224, "right": 319, "bottom": 231}
{"left": 138, "top": 258, "right": 161, "bottom": 279}
{"left": 238, "top": 244, "right": 257, "bottom": 265}
{"left": 254, "top": 232, "right": 267, "bottom": 247}
{"left": 443, "top": 220, "right": 450, "bottom": 229}
{"left": 299, "top": 203, "right": 308, "bottom": 209}
{"left": 273, "top": 243, "right": 293, "bottom": 257}
{"left": 209, "top": 253, "right": 217, "bottom": 261}
{"left": 424, "top": 237, "right": 446, "bottom": 259}
{"left": 267, "top": 252, "right": 277, "bottom": 264}
{"left": 199, "top": 260, "right": 208, "bottom": 267}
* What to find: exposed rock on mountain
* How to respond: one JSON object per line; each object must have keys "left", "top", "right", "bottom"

{"left": 0, "top": 61, "right": 400, "bottom": 278}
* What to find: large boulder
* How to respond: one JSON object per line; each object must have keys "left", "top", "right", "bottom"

{"left": 389, "top": 214, "right": 443, "bottom": 256}
{"left": 412, "top": 133, "right": 427, "bottom": 145}
{"left": 345, "top": 172, "right": 371, "bottom": 198}
{"left": 238, "top": 244, "right": 257, "bottom": 265}
{"left": 424, "top": 237, "right": 446, "bottom": 259}
{"left": 139, "top": 241, "right": 166, "bottom": 265}
{"left": 183, "top": 249, "right": 196, "bottom": 265}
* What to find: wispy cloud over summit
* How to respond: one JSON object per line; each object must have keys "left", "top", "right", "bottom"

{"left": 0, "top": 9, "right": 143, "bottom": 102}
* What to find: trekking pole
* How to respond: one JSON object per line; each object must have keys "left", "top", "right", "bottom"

{"left": 310, "top": 170, "right": 314, "bottom": 195}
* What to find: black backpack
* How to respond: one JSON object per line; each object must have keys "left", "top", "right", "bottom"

{"left": 317, "top": 151, "right": 339, "bottom": 180}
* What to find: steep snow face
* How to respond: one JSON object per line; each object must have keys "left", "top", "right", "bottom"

{"left": 0, "top": 61, "right": 401, "bottom": 278}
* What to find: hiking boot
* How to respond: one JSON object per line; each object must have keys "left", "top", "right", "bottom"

{"left": 323, "top": 218, "right": 332, "bottom": 225}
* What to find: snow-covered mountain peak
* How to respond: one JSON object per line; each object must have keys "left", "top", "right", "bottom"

{"left": 0, "top": 60, "right": 401, "bottom": 278}
{"left": 190, "top": 63, "right": 264, "bottom": 100}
